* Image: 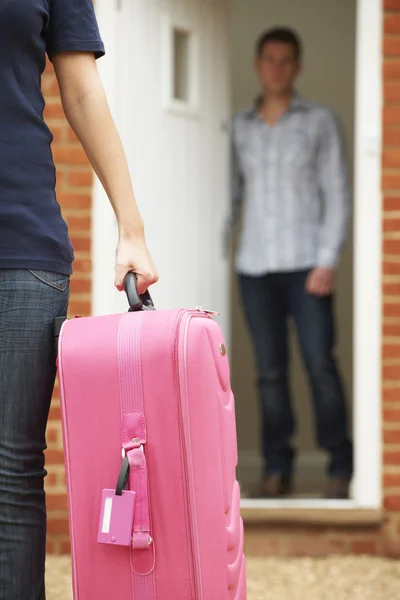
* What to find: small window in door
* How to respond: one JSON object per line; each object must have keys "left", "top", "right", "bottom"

{"left": 173, "top": 28, "right": 190, "bottom": 103}
{"left": 162, "top": 16, "right": 199, "bottom": 117}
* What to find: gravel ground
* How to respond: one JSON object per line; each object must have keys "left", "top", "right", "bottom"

{"left": 46, "top": 555, "right": 400, "bottom": 600}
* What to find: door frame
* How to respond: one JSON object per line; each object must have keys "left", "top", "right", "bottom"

{"left": 93, "top": 0, "right": 382, "bottom": 510}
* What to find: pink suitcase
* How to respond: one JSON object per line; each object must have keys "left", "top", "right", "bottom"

{"left": 57, "top": 276, "right": 247, "bottom": 600}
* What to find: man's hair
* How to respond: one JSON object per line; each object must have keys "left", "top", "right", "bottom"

{"left": 256, "top": 27, "right": 302, "bottom": 60}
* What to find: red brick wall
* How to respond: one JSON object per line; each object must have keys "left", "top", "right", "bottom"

{"left": 380, "top": 0, "right": 400, "bottom": 549}
{"left": 43, "top": 60, "right": 93, "bottom": 554}
{"left": 245, "top": 0, "right": 400, "bottom": 557}
{"left": 43, "top": 0, "right": 400, "bottom": 556}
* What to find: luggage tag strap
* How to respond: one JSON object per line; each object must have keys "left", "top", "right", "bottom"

{"left": 127, "top": 446, "right": 153, "bottom": 550}
{"left": 122, "top": 412, "right": 155, "bottom": 566}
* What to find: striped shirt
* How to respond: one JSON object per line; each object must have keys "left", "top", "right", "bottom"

{"left": 230, "top": 94, "right": 350, "bottom": 275}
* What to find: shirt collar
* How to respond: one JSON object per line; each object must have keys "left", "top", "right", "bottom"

{"left": 247, "top": 92, "right": 310, "bottom": 119}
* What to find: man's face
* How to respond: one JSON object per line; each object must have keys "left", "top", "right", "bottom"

{"left": 255, "top": 42, "right": 301, "bottom": 95}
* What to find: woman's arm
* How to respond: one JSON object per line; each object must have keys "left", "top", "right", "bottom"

{"left": 53, "top": 52, "right": 158, "bottom": 294}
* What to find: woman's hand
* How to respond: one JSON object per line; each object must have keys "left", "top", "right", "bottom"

{"left": 115, "top": 234, "right": 158, "bottom": 295}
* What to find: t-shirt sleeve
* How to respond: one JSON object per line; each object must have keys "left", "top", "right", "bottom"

{"left": 45, "top": 0, "right": 105, "bottom": 61}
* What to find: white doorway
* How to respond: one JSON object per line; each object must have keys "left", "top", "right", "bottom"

{"left": 230, "top": 0, "right": 356, "bottom": 497}
{"left": 93, "top": 0, "right": 382, "bottom": 511}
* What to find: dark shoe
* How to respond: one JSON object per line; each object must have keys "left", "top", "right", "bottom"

{"left": 325, "top": 476, "right": 351, "bottom": 499}
{"left": 249, "top": 474, "right": 293, "bottom": 499}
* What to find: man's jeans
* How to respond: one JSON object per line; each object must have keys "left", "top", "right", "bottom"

{"left": 239, "top": 270, "right": 353, "bottom": 479}
{"left": 0, "top": 270, "right": 69, "bottom": 600}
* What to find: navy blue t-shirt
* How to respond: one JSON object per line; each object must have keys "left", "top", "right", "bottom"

{"left": 0, "top": 0, "right": 105, "bottom": 275}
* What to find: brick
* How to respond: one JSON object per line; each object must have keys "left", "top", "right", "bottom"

{"left": 383, "top": 323, "right": 400, "bottom": 336}
{"left": 384, "top": 430, "right": 400, "bottom": 444}
{"left": 384, "top": 451, "right": 400, "bottom": 465}
{"left": 384, "top": 62, "right": 400, "bottom": 80}
{"left": 383, "top": 150, "right": 400, "bottom": 169}
{"left": 286, "top": 537, "right": 348, "bottom": 557}
{"left": 384, "top": 38, "right": 400, "bottom": 57}
{"left": 384, "top": 238, "right": 400, "bottom": 255}
{"left": 46, "top": 427, "right": 60, "bottom": 445}
{"left": 384, "top": 387, "right": 400, "bottom": 402}
{"left": 57, "top": 192, "right": 91, "bottom": 210}
{"left": 44, "top": 102, "right": 65, "bottom": 119}
{"left": 384, "top": 409, "right": 400, "bottom": 420}
{"left": 46, "top": 539, "right": 55, "bottom": 555}
{"left": 47, "top": 518, "right": 70, "bottom": 535}
{"left": 385, "top": 536, "right": 400, "bottom": 558}
{"left": 70, "top": 236, "right": 91, "bottom": 253}
{"left": 351, "top": 541, "right": 378, "bottom": 555}
{"left": 383, "top": 345, "right": 400, "bottom": 359}
{"left": 60, "top": 539, "right": 71, "bottom": 555}
{"left": 384, "top": 474, "right": 400, "bottom": 488}
{"left": 385, "top": 15, "right": 400, "bottom": 35}
{"left": 52, "top": 146, "right": 88, "bottom": 165}
{"left": 72, "top": 258, "right": 92, "bottom": 274}
{"left": 70, "top": 278, "right": 92, "bottom": 294}
{"left": 46, "top": 494, "right": 68, "bottom": 511}
{"left": 385, "top": 196, "right": 400, "bottom": 211}
{"left": 384, "top": 261, "right": 400, "bottom": 275}
{"left": 383, "top": 363, "right": 400, "bottom": 379}
{"left": 55, "top": 171, "right": 65, "bottom": 188}
{"left": 244, "top": 534, "right": 281, "bottom": 556}
{"left": 67, "top": 170, "right": 93, "bottom": 188}
{"left": 49, "top": 404, "right": 62, "bottom": 420}
{"left": 384, "top": 495, "right": 400, "bottom": 511}
{"left": 384, "top": 107, "right": 400, "bottom": 126}
{"left": 384, "top": 220, "right": 400, "bottom": 233}
{"left": 45, "top": 472, "right": 58, "bottom": 487}
{"left": 383, "top": 282, "right": 400, "bottom": 294}
{"left": 385, "top": 83, "right": 400, "bottom": 102}
{"left": 66, "top": 215, "right": 91, "bottom": 232}
{"left": 68, "top": 300, "right": 91, "bottom": 316}
{"left": 386, "top": 0, "right": 400, "bottom": 8}
{"left": 45, "top": 449, "right": 65, "bottom": 465}
{"left": 384, "top": 303, "right": 400, "bottom": 318}
{"left": 382, "top": 173, "right": 400, "bottom": 190}
{"left": 384, "top": 129, "right": 400, "bottom": 147}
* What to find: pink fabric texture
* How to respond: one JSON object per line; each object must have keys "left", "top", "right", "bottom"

{"left": 58, "top": 308, "right": 246, "bottom": 599}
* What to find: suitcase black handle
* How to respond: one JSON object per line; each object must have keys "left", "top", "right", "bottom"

{"left": 124, "top": 272, "right": 155, "bottom": 312}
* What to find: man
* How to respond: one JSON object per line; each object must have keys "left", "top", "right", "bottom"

{"left": 229, "top": 27, "right": 353, "bottom": 499}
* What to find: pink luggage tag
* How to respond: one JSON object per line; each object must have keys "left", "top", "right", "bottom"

{"left": 98, "top": 457, "right": 136, "bottom": 547}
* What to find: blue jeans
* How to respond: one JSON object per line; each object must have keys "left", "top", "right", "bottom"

{"left": 0, "top": 270, "right": 69, "bottom": 600}
{"left": 239, "top": 270, "right": 353, "bottom": 478}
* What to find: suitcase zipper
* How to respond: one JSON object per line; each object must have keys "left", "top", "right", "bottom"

{"left": 177, "top": 311, "right": 203, "bottom": 600}
{"left": 195, "top": 306, "right": 220, "bottom": 316}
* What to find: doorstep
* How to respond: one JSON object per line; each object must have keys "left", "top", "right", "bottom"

{"left": 240, "top": 501, "right": 384, "bottom": 527}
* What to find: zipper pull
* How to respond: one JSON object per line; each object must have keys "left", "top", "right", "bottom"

{"left": 195, "top": 306, "right": 220, "bottom": 316}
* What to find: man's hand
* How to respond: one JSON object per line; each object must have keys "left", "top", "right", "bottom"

{"left": 306, "top": 267, "right": 335, "bottom": 297}
{"left": 115, "top": 235, "right": 159, "bottom": 295}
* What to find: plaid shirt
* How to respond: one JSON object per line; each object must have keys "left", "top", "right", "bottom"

{"left": 229, "top": 94, "right": 350, "bottom": 275}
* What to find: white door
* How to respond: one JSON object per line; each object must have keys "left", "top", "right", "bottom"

{"left": 93, "top": 0, "right": 231, "bottom": 337}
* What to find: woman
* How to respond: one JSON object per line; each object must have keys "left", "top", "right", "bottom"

{"left": 0, "top": 1, "right": 158, "bottom": 598}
